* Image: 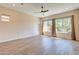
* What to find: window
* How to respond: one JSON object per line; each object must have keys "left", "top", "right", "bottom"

{"left": 55, "top": 17, "right": 72, "bottom": 33}
{"left": 1, "top": 15, "right": 10, "bottom": 22}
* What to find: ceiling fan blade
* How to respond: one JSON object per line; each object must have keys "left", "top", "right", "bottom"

{"left": 43, "top": 10, "right": 49, "bottom": 12}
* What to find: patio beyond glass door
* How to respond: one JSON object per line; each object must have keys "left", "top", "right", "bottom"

{"left": 43, "top": 20, "right": 52, "bottom": 36}
{"left": 55, "top": 17, "right": 73, "bottom": 39}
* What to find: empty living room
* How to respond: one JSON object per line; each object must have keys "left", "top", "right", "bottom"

{"left": 0, "top": 3, "right": 79, "bottom": 55}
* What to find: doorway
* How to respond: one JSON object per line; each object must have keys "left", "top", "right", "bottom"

{"left": 43, "top": 20, "right": 52, "bottom": 36}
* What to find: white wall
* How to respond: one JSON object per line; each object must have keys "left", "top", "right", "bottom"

{"left": 0, "top": 6, "right": 39, "bottom": 42}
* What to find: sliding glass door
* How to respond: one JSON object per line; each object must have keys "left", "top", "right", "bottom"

{"left": 55, "top": 17, "right": 72, "bottom": 34}
{"left": 43, "top": 20, "right": 52, "bottom": 36}
{"left": 55, "top": 16, "right": 74, "bottom": 40}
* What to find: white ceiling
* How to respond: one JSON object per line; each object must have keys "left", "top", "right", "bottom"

{"left": 0, "top": 3, "right": 79, "bottom": 17}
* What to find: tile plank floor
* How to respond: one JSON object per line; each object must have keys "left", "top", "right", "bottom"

{"left": 0, "top": 35, "right": 79, "bottom": 55}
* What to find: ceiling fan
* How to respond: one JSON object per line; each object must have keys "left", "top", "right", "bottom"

{"left": 40, "top": 6, "right": 49, "bottom": 13}
{"left": 34, "top": 6, "right": 49, "bottom": 16}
